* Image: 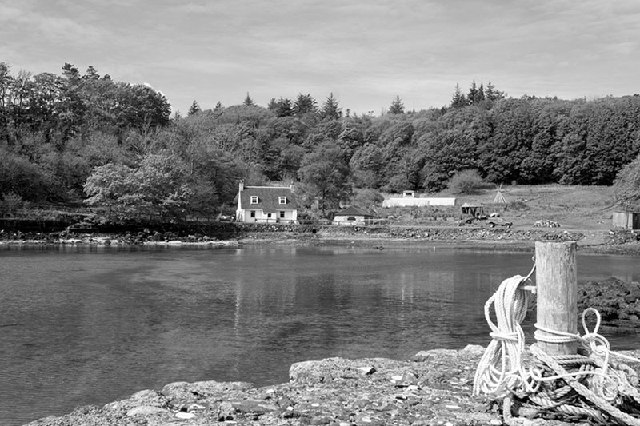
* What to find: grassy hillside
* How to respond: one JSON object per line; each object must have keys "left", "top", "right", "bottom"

{"left": 458, "top": 185, "right": 615, "bottom": 230}
{"left": 382, "top": 185, "right": 617, "bottom": 231}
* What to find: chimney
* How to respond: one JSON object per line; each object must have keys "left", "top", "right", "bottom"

{"left": 239, "top": 180, "right": 244, "bottom": 192}
{"left": 289, "top": 181, "right": 295, "bottom": 193}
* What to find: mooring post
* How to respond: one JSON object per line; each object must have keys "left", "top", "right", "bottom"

{"left": 534, "top": 241, "right": 578, "bottom": 355}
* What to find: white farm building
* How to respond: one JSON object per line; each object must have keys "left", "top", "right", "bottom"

{"left": 382, "top": 190, "right": 456, "bottom": 208}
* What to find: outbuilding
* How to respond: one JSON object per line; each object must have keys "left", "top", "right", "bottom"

{"left": 461, "top": 203, "right": 484, "bottom": 217}
{"left": 612, "top": 211, "right": 640, "bottom": 230}
{"left": 333, "top": 207, "right": 375, "bottom": 226}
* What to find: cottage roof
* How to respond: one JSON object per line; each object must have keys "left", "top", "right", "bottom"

{"left": 334, "top": 206, "right": 375, "bottom": 218}
{"left": 240, "top": 186, "right": 298, "bottom": 213}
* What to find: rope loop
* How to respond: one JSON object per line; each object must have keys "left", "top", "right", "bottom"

{"left": 473, "top": 265, "right": 640, "bottom": 425}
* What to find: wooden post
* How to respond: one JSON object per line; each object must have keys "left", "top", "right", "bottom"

{"left": 534, "top": 241, "right": 578, "bottom": 355}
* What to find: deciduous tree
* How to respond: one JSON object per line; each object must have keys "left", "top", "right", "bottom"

{"left": 298, "top": 142, "right": 350, "bottom": 216}
{"left": 613, "top": 154, "right": 640, "bottom": 209}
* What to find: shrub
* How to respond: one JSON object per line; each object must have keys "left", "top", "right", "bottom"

{"left": 447, "top": 170, "right": 484, "bottom": 194}
{"left": 0, "top": 192, "right": 23, "bottom": 214}
{"left": 613, "top": 155, "right": 640, "bottom": 210}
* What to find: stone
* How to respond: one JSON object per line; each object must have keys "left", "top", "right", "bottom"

{"left": 125, "top": 405, "right": 167, "bottom": 417}
{"left": 358, "top": 366, "right": 376, "bottom": 375}
{"left": 175, "top": 411, "right": 195, "bottom": 419}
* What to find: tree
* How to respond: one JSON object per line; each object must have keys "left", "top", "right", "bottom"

{"left": 83, "top": 163, "right": 135, "bottom": 212}
{"left": 352, "top": 188, "right": 383, "bottom": 210}
{"left": 243, "top": 92, "right": 255, "bottom": 106}
{"left": 447, "top": 169, "right": 484, "bottom": 194}
{"left": 388, "top": 96, "right": 405, "bottom": 114}
{"left": 293, "top": 93, "right": 317, "bottom": 115}
{"left": 0, "top": 148, "right": 53, "bottom": 201}
{"left": 61, "top": 63, "right": 80, "bottom": 81}
{"left": 450, "top": 84, "right": 468, "bottom": 108}
{"left": 83, "top": 152, "right": 191, "bottom": 221}
{"left": 268, "top": 97, "right": 293, "bottom": 117}
{"left": 321, "top": 92, "right": 341, "bottom": 120}
{"left": 468, "top": 81, "right": 485, "bottom": 105}
{"left": 298, "top": 142, "right": 350, "bottom": 216}
{"left": 613, "top": 155, "right": 640, "bottom": 209}
{"left": 83, "top": 66, "right": 100, "bottom": 80}
{"left": 350, "top": 143, "right": 384, "bottom": 188}
{"left": 188, "top": 100, "right": 201, "bottom": 116}
{"left": 485, "top": 82, "right": 505, "bottom": 102}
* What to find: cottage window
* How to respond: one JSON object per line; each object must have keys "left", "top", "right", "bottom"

{"left": 278, "top": 196, "right": 287, "bottom": 204}
{"left": 279, "top": 211, "right": 285, "bottom": 218}
{"left": 347, "top": 216, "right": 356, "bottom": 221}
{"left": 250, "top": 196, "right": 258, "bottom": 204}
{"left": 250, "top": 211, "right": 255, "bottom": 218}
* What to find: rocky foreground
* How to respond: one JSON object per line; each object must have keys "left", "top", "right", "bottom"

{"left": 27, "top": 344, "right": 640, "bottom": 426}
{"left": 28, "top": 345, "right": 500, "bottom": 426}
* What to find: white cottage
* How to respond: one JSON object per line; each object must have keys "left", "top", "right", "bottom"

{"left": 236, "top": 182, "right": 298, "bottom": 224}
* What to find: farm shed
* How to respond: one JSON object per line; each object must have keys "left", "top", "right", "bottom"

{"left": 460, "top": 203, "right": 484, "bottom": 217}
{"left": 382, "top": 195, "right": 456, "bottom": 208}
{"left": 333, "top": 207, "right": 375, "bottom": 226}
{"left": 612, "top": 211, "right": 640, "bottom": 230}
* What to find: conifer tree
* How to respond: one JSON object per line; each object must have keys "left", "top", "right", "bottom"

{"left": 388, "top": 96, "right": 405, "bottom": 114}
{"left": 321, "top": 92, "right": 341, "bottom": 120}
{"left": 451, "top": 84, "right": 468, "bottom": 108}
{"left": 188, "top": 100, "right": 201, "bottom": 116}
{"left": 243, "top": 92, "right": 255, "bottom": 106}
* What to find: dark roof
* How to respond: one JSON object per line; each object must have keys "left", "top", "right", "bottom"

{"left": 240, "top": 186, "right": 298, "bottom": 213}
{"left": 333, "top": 206, "right": 375, "bottom": 218}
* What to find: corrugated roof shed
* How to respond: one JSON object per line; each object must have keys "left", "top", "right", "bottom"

{"left": 240, "top": 186, "right": 298, "bottom": 213}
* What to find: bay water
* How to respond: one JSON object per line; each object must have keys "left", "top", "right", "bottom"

{"left": 1, "top": 244, "right": 638, "bottom": 424}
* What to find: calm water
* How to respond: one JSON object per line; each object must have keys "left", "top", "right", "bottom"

{"left": 1, "top": 245, "right": 638, "bottom": 425}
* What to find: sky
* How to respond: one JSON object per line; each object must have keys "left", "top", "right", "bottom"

{"left": 1, "top": 0, "right": 640, "bottom": 115}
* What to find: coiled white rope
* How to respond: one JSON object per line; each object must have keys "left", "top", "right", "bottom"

{"left": 474, "top": 265, "right": 640, "bottom": 424}
{"left": 473, "top": 271, "right": 537, "bottom": 396}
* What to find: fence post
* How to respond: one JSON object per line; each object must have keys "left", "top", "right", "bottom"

{"left": 534, "top": 241, "right": 578, "bottom": 355}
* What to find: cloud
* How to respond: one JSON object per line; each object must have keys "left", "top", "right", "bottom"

{"left": 0, "top": 2, "right": 109, "bottom": 54}
{"left": 3, "top": 0, "right": 640, "bottom": 114}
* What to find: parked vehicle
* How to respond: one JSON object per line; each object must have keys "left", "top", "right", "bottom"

{"left": 487, "top": 218, "right": 513, "bottom": 228}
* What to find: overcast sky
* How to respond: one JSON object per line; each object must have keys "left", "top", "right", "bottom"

{"left": 2, "top": 0, "right": 639, "bottom": 114}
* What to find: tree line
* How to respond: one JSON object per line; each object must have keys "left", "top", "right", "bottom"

{"left": 1, "top": 62, "right": 640, "bottom": 220}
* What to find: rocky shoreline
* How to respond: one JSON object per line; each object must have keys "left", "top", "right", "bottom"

{"left": 26, "top": 344, "right": 640, "bottom": 426}
{"left": 2, "top": 225, "right": 639, "bottom": 255}
{"left": 22, "top": 345, "right": 519, "bottom": 425}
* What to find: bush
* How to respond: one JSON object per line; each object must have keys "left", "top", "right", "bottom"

{"left": 353, "top": 189, "right": 384, "bottom": 210}
{"left": 447, "top": 170, "right": 484, "bottom": 194}
{"left": 0, "top": 192, "right": 23, "bottom": 214}
{"left": 613, "top": 155, "right": 640, "bottom": 210}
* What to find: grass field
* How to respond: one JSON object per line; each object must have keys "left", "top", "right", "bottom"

{"left": 456, "top": 185, "right": 615, "bottom": 231}
{"left": 382, "top": 185, "right": 618, "bottom": 233}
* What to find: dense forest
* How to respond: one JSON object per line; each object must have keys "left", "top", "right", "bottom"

{"left": 1, "top": 62, "right": 640, "bottom": 220}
